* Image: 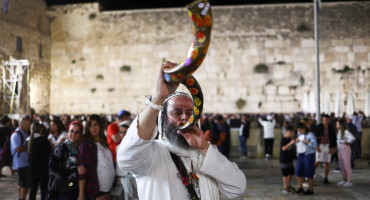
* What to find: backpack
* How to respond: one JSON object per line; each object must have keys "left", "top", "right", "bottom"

{"left": 0, "top": 131, "right": 24, "bottom": 166}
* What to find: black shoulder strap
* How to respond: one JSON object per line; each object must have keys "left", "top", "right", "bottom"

{"left": 169, "top": 151, "right": 200, "bottom": 200}
{"left": 14, "top": 131, "right": 25, "bottom": 158}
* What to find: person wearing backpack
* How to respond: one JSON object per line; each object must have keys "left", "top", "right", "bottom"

{"left": 10, "top": 116, "right": 31, "bottom": 200}
{"left": 0, "top": 115, "right": 13, "bottom": 176}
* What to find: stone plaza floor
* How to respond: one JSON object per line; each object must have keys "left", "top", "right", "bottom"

{"left": 0, "top": 158, "right": 369, "bottom": 199}
{"left": 221, "top": 157, "right": 370, "bottom": 200}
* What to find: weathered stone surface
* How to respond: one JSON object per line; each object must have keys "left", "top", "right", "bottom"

{"left": 2, "top": 1, "right": 370, "bottom": 114}
{"left": 0, "top": 0, "right": 51, "bottom": 115}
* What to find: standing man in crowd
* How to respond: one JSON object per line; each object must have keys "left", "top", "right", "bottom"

{"left": 315, "top": 114, "right": 336, "bottom": 184}
{"left": 352, "top": 111, "right": 364, "bottom": 159}
{"left": 258, "top": 114, "right": 276, "bottom": 159}
{"left": 11, "top": 116, "right": 32, "bottom": 200}
{"left": 239, "top": 115, "right": 250, "bottom": 159}
{"left": 117, "top": 61, "right": 246, "bottom": 200}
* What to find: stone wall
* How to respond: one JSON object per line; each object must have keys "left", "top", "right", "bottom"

{"left": 49, "top": 2, "right": 370, "bottom": 114}
{"left": 0, "top": 0, "right": 51, "bottom": 115}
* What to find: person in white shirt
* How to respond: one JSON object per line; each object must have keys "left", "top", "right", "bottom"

{"left": 48, "top": 116, "right": 67, "bottom": 148}
{"left": 117, "top": 61, "right": 246, "bottom": 200}
{"left": 258, "top": 115, "right": 276, "bottom": 159}
{"left": 336, "top": 119, "right": 356, "bottom": 187}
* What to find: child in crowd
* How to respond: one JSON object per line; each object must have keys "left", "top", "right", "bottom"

{"left": 280, "top": 125, "right": 296, "bottom": 194}
{"left": 295, "top": 123, "right": 317, "bottom": 195}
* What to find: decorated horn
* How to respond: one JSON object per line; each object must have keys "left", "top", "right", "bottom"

{"left": 163, "top": 0, "right": 212, "bottom": 130}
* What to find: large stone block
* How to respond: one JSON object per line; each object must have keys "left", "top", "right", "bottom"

{"left": 264, "top": 85, "right": 277, "bottom": 95}
{"left": 354, "top": 45, "right": 366, "bottom": 53}
{"left": 355, "top": 53, "right": 368, "bottom": 61}
{"left": 301, "top": 39, "right": 315, "bottom": 48}
{"left": 293, "top": 62, "right": 308, "bottom": 71}
{"left": 334, "top": 46, "right": 350, "bottom": 53}
{"left": 347, "top": 53, "right": 355, "bottom": 62}
{"left": 277, "top": 86, "right": 290, "bottom": 95}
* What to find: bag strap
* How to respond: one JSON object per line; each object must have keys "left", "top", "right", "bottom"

{"left": 14, "top": 131, "right": 25, "bottom": 158}
{"left": 169, "top": 151, "right": 200, "bottom": 200}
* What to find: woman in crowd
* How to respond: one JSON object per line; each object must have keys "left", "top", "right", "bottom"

{"left": 107, "top": 122, "right": 120, "bottom": 164}
{"left": 48, "top": 121, "right": 84, "bottom": 200}
{"left": 28, "top": 122, "right": 52, "bottom": 200}
{"left": 336, "top": 119, "right": 356, "bottom": 187}
{"left": 78, "top": 114, "right": 115, "bottom": 200}
{"left": 295, "top": 122, "right": 317, "bottom": 195}
{"left": 48, "top": 116, "right": 68, "bottom": 148}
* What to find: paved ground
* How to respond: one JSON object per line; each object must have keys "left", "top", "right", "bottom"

{"left": 1, "top": 158, "right": 369, "bottom": 200}
{"left": 221, "top": 157, "right": 370, "bottom": 200}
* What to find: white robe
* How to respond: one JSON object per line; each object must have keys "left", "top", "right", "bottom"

{"left": 117, "top": 116, "right": 246, "bottom": 200}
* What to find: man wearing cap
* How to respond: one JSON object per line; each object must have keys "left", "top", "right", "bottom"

{"left": 315, "top": 114, "right": 336, "bottom": 184}
{"left": 117, "top": 110, "right": 131, "bottom": 124}
{"left": 117, "top": 61, "right": 246, "bottom": 200}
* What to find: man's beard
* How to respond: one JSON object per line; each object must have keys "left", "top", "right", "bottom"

{"left": 163, "top": 119, "right": 192, "bottom": 150}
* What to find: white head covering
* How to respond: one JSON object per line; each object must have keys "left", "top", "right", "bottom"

{"left": 266, "top": 115, "right": 273, "bottom": 120}
{"left": 157, "top": 92, "right": 198, "bottom": 157}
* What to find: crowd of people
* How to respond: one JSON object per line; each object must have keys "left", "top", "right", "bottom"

{"left": 198, "top": 110, "right": 367, "bottom": 196}
{"left": 0, "top": 59, "right": 368, "bottom": 199}
{"left": 276, "top": 112, "right": 366, "bottom": 195}
{"left": 0, "top": 110, "right": 138, "bottom": 200}
{"left": 0, "top": 107, "right": 368, "bottom": 199}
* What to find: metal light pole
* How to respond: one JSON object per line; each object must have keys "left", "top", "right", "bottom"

{"left": 314, "top": 0, "right": 321, "bottom": 124}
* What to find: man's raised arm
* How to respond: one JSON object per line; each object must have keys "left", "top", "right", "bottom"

{"left": 137, "top": 61, "right": 180, "bottom": 140}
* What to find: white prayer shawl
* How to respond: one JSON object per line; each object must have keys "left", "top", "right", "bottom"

{"left": 117, "top": 116, "right": 246, "bottom": 200}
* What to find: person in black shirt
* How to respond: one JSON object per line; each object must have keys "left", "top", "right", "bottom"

{"left": 0, "top": 115, "right": 13, "bottom": 177}
{"left": 27, "top": 121, "right": 52, "bottom": 200}
{"left": 280, "top": 125, "right": 296, "bottom": 194}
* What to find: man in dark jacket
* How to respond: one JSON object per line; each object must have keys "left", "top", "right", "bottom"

{"left": 239, "top": 115, "right": 250, "bottom": 159}
{"left": 315, "top": 114, "right": 337, "bottom": 184}
{"left": 216, "top": 115, "right": 231, "bottom": 158}
{"left": 0, "top": 115, "right": 13, "bottom": 176}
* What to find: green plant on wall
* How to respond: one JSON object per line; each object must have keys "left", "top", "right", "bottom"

{"left": 120, "top": 65, "right": 131, "bottom": 72}
{"left": 71, "top": 60, "right": 76, "bottom": 64}
{"left": 297, "top": 23, "right": 310, "bottom": 32}
{"left": 89, "top": 13, "right": 97, "bottom": 20}
{"left": 91, "top": 88, "right": 97, "bottom": 93}
{"left": 96, "top": 74, "right": 104, "bottom": 80}
{"left": 299, "top": 76, "right": 305, "bottom": 86}
{"left": 276, "top": 61, "right": 286, "bottom": 65}
{"left": 254, "top": 63, "right": 268, "bottom": 73}
{"left": 258, "top": 102, "right": 262, "bottom": 108}
{"left": 236, "top": 98, "right": 246, "bottom": 109}
{"left": 333, "top": 65, "right": 354, "bottom": 74}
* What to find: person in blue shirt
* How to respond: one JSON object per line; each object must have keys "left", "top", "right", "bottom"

{"left": 295, "top": 122, "right": 317, "bottom": 195}
{"left": 10, "top": 116, "right": 31, "bottom": 200}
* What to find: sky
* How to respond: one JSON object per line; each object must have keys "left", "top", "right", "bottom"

{"left": 45, "top": 0, "right": 367, "bottom": 11}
